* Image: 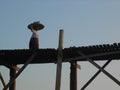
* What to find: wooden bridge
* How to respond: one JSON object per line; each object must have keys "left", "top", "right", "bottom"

{"left": 0, "top": 30, "right": 120, "bottom": 90}
{"left": 0, "top": 43, "right": 120, "bottom": 65}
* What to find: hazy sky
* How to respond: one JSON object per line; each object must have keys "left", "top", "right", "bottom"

{"left": 0, "top": 0, "right": 120, "bottom": 90}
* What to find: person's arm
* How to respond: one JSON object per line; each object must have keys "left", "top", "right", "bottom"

{"left": 31, "top": 29, "right": 38, "bottom": 38}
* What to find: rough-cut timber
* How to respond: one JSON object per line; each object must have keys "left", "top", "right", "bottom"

{"left": 0, "top": 43, "right": 120, "bottom": 65}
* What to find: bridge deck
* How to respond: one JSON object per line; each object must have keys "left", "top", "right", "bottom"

{"left": 0, "top": 43, "right": 120, "bottom": 65}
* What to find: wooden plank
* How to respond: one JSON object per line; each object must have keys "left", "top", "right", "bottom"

{"left": 0, "top": 43, "right": 120, "bottom": 65}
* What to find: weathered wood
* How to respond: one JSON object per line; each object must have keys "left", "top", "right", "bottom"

{"left": 9, "top": 67, "right": 16, "bottom": 90}
{"left": 81, "top": 60, "right": 112, "bottom": 90}
{"left": 3, "top": 53, "right": 37, "bottom": 90}
{"left": 4, "top": 65, "right": 20, "bottom": 71}
{"left": 65, "top": 50, "right": 120, "bottom": 62}
{"left": 0, "top": 45, "right": 120, "bottom": 65}
{"left": 78, "top": 51, "right": 120, "bottom": 86}
{"left": 70, "top": 61, "right": 77, "bottom": 90}
{"left": 55, "top": 30, "right": 64, "bottom": 90}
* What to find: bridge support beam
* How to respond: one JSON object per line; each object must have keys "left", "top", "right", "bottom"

{"left": 77, "top": 51, "right": 120, "bottom": 88}
{"left": 9, "top": 66, "right": 16, "bottom": 90}
{"left": 70, "top": 61, "right": 77, "bottom": 90}
{"left": 3, "top": 53, "right": 37, "bottom": 90}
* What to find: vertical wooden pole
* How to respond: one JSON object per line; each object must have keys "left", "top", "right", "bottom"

{"left": 55, "top": 30, "right": 64, "bottom": 90}
{"left": 70, "top": 61, "right": 77, "bottom": 90}
{"left": 9, "top": 66, "right": 16, "bottom": 90}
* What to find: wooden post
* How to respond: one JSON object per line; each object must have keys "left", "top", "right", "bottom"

{"left": 55, "top": 30, "right": 64, "bottom": 90}
{"left": 70, "top": 61, "right": 77, "bottom": 90}
{"left": 9, "top": 66, "right": 16, "bottom": 90}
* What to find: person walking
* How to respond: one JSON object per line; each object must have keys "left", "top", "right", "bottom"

{"left": 28, "top": 21, "right": 44, "bottom": 49}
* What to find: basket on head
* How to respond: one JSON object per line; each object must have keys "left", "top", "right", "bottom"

{"left": 28, "top": 21, "right": 44, "bottom": 31}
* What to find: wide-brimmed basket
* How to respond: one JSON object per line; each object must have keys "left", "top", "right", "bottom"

{"left": 28, "top": 21, "right": 44, "bottom": 31}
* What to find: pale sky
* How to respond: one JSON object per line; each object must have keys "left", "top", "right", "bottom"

{"left": 0, "top": 0, "right": 120, "bottom": 90}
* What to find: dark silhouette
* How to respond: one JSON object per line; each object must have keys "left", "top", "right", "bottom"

{"left": 28, "top": 21, "right": 44, "bottom": 49}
